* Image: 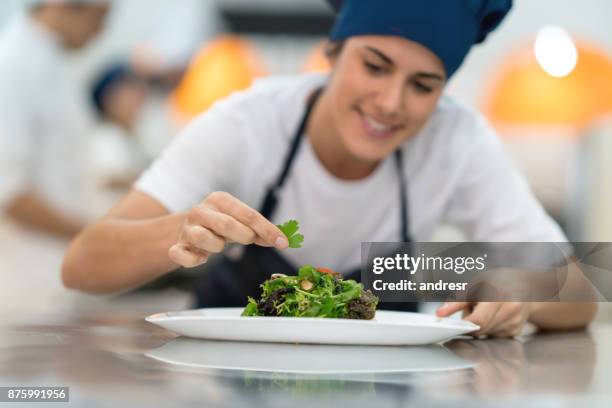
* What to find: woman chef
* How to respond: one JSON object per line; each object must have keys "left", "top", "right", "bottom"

{"left": 63, "top": 0, "right": 597, "bottom": 337}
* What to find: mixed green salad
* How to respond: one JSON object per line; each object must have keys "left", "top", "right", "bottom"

{"left": 241, "top": 218, "right": 377, "bottom": 319}
{"left": 241, "top": 265, "right": 378, "bottom": 319}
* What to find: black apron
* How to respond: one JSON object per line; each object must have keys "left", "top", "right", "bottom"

{"left": 193, "top": 89, "right": 418, "bottom": 312}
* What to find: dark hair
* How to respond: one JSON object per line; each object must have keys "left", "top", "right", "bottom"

{"left": 324, "top": 41, "right": 345, "bottom": 59}
{"left": 90, "top": 64, "right": 137, "bottom": 118}
{"left": 28, "top": 4, "right": 43, "bottom": 14}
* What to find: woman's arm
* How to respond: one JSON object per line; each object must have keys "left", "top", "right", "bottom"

{"left": 62, "top": 189, "right": 186, "bottom": 294}
{"left": 63, "top": 82, "right": 277, "bottom": 294}
{"left": 528, "top": 260, "right": 599, "bottom": 330}
{"left": 436, "top": 114, "right": 599, "bottom": 335}
{"left": 528, "top": 302, "right": 598, "bottom": 331}
{"left": 62, "top": 189, "right": 289, "bottom": 295}
{"left": 6, "top": 191, "right": 83, "bottom": 238}
{"left": 436, "top": 261, "right": 598, "bottom": 336}
{"left": 436, "top": 300, "right": 597, "bottom": 337}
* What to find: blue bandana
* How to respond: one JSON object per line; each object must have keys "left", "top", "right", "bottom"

{"left": 91, "top": 64, "right": 135, "bottom": 116}
{"left": 328, "top": 0, "right": 512, "bottom": 78}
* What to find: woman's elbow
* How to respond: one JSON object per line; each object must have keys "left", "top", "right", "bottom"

{"left": 61, "top": 256, "right": 93, "bottom": 293}
{"left": 577, "top": 302, "right": 599, "bottom": 328}
{"left": 564, "top": 301, "right": 600, "bottom": 330}
{"left": 61, "top": 235, "right": 114, "bottom": 295}
{"left": 529, "top": 302, "right": 599, "bottom": 332}
{"left": 557, "top": 302, "right": 599, "bottom": 331}
{"left": 62, "top": 236, "right": 84, "bottom": 289}
{"left": 61, "top": 261, "right": 119, "bottom": 295}
{"left": 61, "top": 256, "right": 90, "bottom": 292}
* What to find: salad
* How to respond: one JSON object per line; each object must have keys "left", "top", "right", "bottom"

{"left": 241, "top": 265, "right": 378, "bottom": 319}
{"left": 241, "top": 220, "right": 378, "bottom": 319}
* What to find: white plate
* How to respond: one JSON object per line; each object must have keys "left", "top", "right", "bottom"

{"left": 145, "top": 337, "right": 476, "bottom": 374}
{"left": 145, "top": 308, "right": 479, "bottom": 346}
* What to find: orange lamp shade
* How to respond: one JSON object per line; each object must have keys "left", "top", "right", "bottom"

{"left": 484, "top": 40, "right": 612, "bottom": 130}
{"left": 171, "top": 36, "right": 266, "bottom": 120}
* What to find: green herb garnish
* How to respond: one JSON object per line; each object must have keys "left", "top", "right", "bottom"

{"left": 241, "top": 265, "right": 378, "bottom": 319}
{"left": 276, "top": 219, "right": 304, "bottom": 248}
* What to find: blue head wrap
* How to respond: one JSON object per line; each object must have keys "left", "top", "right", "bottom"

{"left": 328, "top": 0, "right": 512, "bottom": 79}
{"left": 91, "top": 64, "right": 135, "bottom": 116}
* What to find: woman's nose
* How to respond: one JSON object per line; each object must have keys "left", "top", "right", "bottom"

{"left": 376, "top": 80, "right": 405, "bottom": 118}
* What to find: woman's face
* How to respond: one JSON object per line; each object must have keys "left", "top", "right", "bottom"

{"left": 326, "top": 36, "right": 446, "bottom": 161}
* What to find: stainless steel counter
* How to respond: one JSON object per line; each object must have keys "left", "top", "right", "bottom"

{"left": 1, "top": 303, "right": 610, "bottom": 408}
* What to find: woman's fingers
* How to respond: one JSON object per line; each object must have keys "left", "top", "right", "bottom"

{"left": 183, "top": 225, "right": 226, "bottom": 253}
{"left": 253, "top": 236, "right": 273, "bottom": 247}
{"left": 206, "top": 192, "right": 288, "bottom": 248}
{"left": 436, "top": 302, "right": 472, "bottom": 317}
{"left": 463, "top": 302, "right": 503, "bottom": 336}
{"left": 487, "top": 303, "right": 529, "bottom": 337}
{"left": 440, "top": 302, "right": 528, "bottom": 338}
{"left": 171, "top": 191, "right": 289, "bottom": 268}
{"left": 188, "top": 206, "right": 256, "bottom": 246}
{"left": 168, "top": 243, "right": 209, "bottom": 268}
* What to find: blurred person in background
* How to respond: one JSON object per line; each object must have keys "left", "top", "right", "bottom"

{"left": 0, "top": 0, "right": 109, "bottom": 238}
{"left": 129, "top": 0, "right": 218, "bottom": 89}
{"left": 86, "top": 64, "right": 152, "bottom": 216}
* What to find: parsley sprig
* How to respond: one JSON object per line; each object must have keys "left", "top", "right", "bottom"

{"left": 276, "top": 219, "right": 304, "bottom": 248}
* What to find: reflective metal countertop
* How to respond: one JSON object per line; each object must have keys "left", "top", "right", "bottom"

{"left": 0, "top": 303, "right": 610, "bottom": 408}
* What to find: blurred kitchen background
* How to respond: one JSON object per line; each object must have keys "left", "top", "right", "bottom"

{"left": 0, "top": 0, "right": 611, "bottom": 321}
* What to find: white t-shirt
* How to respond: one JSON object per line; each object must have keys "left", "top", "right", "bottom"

{"left": 135, "top": 73, "right": 566, "bottom": 273}
{"left": 83, "top": 123, "right": 153, "bottom": 219}
{"left": 0, "top": 14, "right": 92, "bottom": 220}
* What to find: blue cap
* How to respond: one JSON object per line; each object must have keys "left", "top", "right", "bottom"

{"left": 91, "top": 64, "right": 135, "bottom": 117}
{"left": 328, "top": 0, "right": 512, "bottom": 79}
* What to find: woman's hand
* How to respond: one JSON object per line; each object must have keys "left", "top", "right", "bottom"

{"left": 168, "top": 191, "right": 289, "bottom": 268}
{"left": 436, "top": 302, "right": 531, "bottom": 338}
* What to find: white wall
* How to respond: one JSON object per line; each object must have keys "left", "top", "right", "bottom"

{"left": 3, "top": 0, "right": 611, "bottom": 102}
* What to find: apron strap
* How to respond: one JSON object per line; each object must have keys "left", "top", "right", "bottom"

{"left": 260, "top": 87, "right": 412, "bottom": 244}
{"left": 260, "top": 88, "right": 322, "bottom": 218}
{"left": 394, "top": 149, "right": 411, "bottom": 243}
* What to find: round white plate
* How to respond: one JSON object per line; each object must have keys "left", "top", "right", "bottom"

{"left": 145, "top": 337, "right": 476, "bottom": 374}
{"left": 145, "top": 308, "right": 479, "bottom": 346}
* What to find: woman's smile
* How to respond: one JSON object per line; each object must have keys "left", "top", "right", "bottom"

{"left": 354, "top": 106, "right": 405, "bottom": 141}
